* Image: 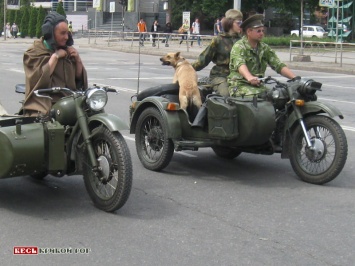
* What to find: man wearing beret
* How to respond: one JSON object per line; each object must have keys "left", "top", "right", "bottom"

{"left": 192, "top": 9, "right": 243, "bottom": 97}
{"left": 228, "top": 14, "right": 297, "bottom": 97}
{"left": 23, "top": 12, "right": 87, "bottom": 116}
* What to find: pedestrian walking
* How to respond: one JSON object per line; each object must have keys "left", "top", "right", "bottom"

{"left": 191, "top": 18, "right": 201, "bottom": 47}
{"left": 11, "top": 23, "right": 19, "bottom": 38}
{"left": 5, "top": 22, "right": 12, "bottom": 38}
{"left": 137, "top": 18, "right": 147, "bottom": 46}
{"left": 151, "top": 20, "right": 161, "bottom": 47}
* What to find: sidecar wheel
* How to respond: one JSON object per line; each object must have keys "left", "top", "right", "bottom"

{"left": 212, "top": 146, "right": 242, "bottom": 159}
{"left": 30, "top": 172, "right": 48, "bottom": 180}
{"left": 135, "top": 107, "right": 174, "bottom": 171}
{"left": 83, "top": 127, "right": 132, "bottom": 212}
{"left": 289, "top": 116, "right": 348, "bottom": 185}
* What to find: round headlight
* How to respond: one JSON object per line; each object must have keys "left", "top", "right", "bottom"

{"left": 86, "top": 88, "right": 108, "bottom": 111}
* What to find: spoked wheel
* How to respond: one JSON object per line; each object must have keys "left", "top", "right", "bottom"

{"left": 289, "top": 116, "right": 348, "bottom": 185}
{"left": 135, "top": 107, "right": 174, "bottom": 171}
{"left": 212, "top": 146, "right": 242, "bottom": 159}
{"left": 83, "top": 127, "right": 132, "bottom": 212}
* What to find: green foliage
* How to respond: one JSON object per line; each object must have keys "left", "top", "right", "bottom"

{"left": 36, "top": 6, "right": 47, "bottom": 38}
{"left": 56, "top": 2, "right": 66, "bottom": 18}
{"left": 29, "top": 7, "right": 38, "bottom": 38}
{"left": 20, "top": 6, "right": 30, "bottom": 37}
{"left": 263, "top": 36, "right": 336, "bottom": 47}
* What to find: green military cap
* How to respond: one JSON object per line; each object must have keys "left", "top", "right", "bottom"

{"left": 240, "top": 14, "right": 264, "bottom": 31}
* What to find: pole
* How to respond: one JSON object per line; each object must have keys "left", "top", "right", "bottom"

{"left": 300, "top": 0, "right": 304, "bottom": 55}
{"left": 234, "top": 0, "right": 241, "bottom": 10}
{"left": 3, "top": 0, "right": 7, "bottom": 40}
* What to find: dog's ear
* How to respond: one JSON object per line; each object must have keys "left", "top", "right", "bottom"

{"left": 175, "top": 52, "right": 180, "bottom": 59}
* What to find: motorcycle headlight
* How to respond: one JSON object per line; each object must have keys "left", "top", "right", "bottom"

{"left": 86, "top": 88, "right": 108, "bottom": 111}
{"left": 298, "top": 78, "right": 322, "bottom": 96}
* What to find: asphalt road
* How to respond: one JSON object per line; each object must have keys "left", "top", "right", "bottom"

{"left": 0, "top": 43, "right": 355, "bottom": 265}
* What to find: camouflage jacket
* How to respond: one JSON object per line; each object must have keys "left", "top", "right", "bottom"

{"left": 192, "top": 32, "right": 240, "bottom": 78}
{"left": 228, "top": 36, "right": 286, "bottom": 96}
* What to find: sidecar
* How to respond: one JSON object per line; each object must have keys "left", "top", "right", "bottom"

{"left": 0, "top": 115, "right": 65, "bottom": 179}
{"left": 130, "top": 83, "right": 277, "bottom": 171}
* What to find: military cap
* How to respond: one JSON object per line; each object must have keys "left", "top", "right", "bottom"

{"left": 240, "top": 14, "right": 264, "bottom": 31}
{"left": 225, "top": 9, "right": 243, "bottom": 21}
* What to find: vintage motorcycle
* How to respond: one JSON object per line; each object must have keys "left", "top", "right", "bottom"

{"left": 129, "top": 76, "right": 348, "bottom": 185}
{"left": 0, "top": 85, "right": 132, "bottom": 212}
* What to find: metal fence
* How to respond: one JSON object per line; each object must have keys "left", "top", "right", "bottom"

{"left": 290, "top": 40, "right": 355, "bottom": 67}
{"left": 87, "top": 30, "right": 214, "bottom": 52}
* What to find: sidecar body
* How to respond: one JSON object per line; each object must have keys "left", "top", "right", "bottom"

{"left": 130, "top": 84, "right": 276, "bottom": 170}
{"left": 0, "top": 115, "right": 65, "bottom": 179}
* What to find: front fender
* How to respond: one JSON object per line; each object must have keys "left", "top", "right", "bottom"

{"left": 130, "top": 97, "right": 182, "bottom": 139}
{"left": 286, "top": 101, "right": 344, "bottom": 130}
{"left": 88, "top": 113, "right": 129, "bottom": 132}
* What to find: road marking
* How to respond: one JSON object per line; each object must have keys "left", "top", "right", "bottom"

{"left": 318, "top": 97, "right": 355, "bottom": 105}
{"left": 123, "top": 135, "right": 197, "bottom": 157}
{"left": 109, "top": 77, "right": 172, "bottom": 80}
{"left": 322, "top": 84, "right": 355, "bottom": 89}
{"left": 342, "top": 126, "right": 355, "bottom": 132}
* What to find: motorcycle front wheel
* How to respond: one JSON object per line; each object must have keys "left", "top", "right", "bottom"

{"left": 289, "top": 116, "right": 348, "bottom": 185}
{"left": 135, "top": 107, "right": 174, "bottom": 171}
{"left": 83, "top": 127, "right": 132, "bottom": 212}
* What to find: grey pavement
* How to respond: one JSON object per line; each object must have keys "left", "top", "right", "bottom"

{"left": 2, "top": 36, "right": 354, "bottom": 75}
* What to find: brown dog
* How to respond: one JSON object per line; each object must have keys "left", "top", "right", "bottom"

{"left": 160, "top": 52, "right": 202, "bottom": 111}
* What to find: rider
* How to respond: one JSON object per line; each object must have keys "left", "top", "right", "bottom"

{"left": 228, "top": 14, "right": 297, "bottom": 97}
{"left": 192, "top": 9, "right": 243, "bottom": 97}
{"left": 23, "top": 12, "right": 88, "bottom": 117}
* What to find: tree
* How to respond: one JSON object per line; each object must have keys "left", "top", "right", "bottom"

{"left": 36, "top": 6, "right": 46, "bottom": 38}
{"left": 20, "top": 5, "right": 30, "bottom": 37}
{"left": 56, "top": 1, "right": 66, "bottom": 18}
{"left": 29, "top": 6, "right": 38, "bottom": 38}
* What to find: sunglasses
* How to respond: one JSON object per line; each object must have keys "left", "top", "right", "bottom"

{"left": 234, "top": 20, "right": 243, "bottom": 26}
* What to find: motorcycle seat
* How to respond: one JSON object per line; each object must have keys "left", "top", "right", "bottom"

{"left": 136, "top": 83, "right": 179, "bottom": 101}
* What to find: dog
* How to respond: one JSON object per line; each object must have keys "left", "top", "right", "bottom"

{"left": 160, "top": 52, "right": 202, "bottom": 111}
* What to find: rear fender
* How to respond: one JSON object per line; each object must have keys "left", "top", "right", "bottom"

{"left": 130, "top": 97, "right": 182, "bottom": 139}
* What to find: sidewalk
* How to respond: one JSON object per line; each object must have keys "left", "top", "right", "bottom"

{"left": 2, "top": 36, "right": 354, "bottom": 75}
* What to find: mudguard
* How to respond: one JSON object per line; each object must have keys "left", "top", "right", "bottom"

{"left": 88, "top": 113, "right": 129, "bottom": 131}
{"left": 286, "top": 101, "right": 344, "bottom": 130}
{"left": 130, "top": 96, "right": 182, "bottom": 139}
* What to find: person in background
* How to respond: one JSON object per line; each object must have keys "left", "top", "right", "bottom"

{"left": 214, "top": 18, "right": 220, "bottom": 35}
{"left": 11, "top": 22, "right": 19, "bottom": 38}
{"left": 218, "top": 16, "right": 224, "bottom": 33}
{"left": 228, "top": 14, "right": 296, "bottom": 98}
{"left": 179, "top": 19, "right": 190, "bottom": 46}
{"left": 5, "top": 22, "right": 12, "bottom": 38}
{"left": 68, "top": 21, "right": 73, "bottom": 33}
{"left": 191, "top": 18, "right": 201, "bottom": 47}
{"left": 164, "top": 22, "right": 173, "bottom": 47}
{"left": 191, "top": 9, "right": 243, "bottom": 97}
{"left": 137, "top": 18, "right": 147, "bottom": 46}
{"left": 23, "top": 12, "right": 87, "bottom": 116}
{"left": 151, "top": 20, "right": 161, "bottom": 47}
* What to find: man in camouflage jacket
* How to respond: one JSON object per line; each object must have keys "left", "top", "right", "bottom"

{"left": 228, "top": 14, "right": 296, "bottom": 97}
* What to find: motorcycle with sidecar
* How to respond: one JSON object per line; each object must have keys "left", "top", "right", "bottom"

{"left": 129, "top": 76, "right": 348, "bottom": 185}
{"left": 0, "top": 84, "right": 132, "bottom": 212}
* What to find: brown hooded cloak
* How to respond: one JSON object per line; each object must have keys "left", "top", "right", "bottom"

{"left": 23, "top": 38, "right": 88, "bottom": 115}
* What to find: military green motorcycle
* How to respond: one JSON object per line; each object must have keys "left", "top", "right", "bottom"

{"left": 129, "top": 77, "right": 348, "bottom": 185}
{"left": 0, "top": 85, "right": 132, "bottom": 212}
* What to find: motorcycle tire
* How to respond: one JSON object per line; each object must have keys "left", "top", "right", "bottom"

{"left": 135, "top": 107, "right": 174, "bottom": 171}
{"left": 212, "top": 146, "right": 242, "bottom": 159}
{"left": 289, "top": 116, "right": 348, "bottom": 185}
{"left": 30, "top": 172, "right": 48, "bottom": 180}
{"left": 83, "top": 127, "right": 132, "bottom": 212}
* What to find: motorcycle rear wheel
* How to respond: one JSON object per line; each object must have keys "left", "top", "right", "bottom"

{"left": 289, "top": 116, "right": 347, "bottom": 185}
{"left": 212, "top": 146, "right": 242, "bottom": 159}
{"left": 83, "top": 127, "right": 132, "bottom": 212}
{"left": 135, "top": 107, "right": 174, "bottom": 171}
